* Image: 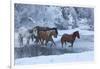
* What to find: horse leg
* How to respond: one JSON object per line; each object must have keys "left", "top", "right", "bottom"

{"left": 69, "top": 41, "right": 74, "bottom": 47}
{"left": 37, "top": 38, "right": 39, "bottom": 43}
{"left": 70, "top": 42, "right": 74, "bottom": 51}
{"left": 40, "top": 38, "right": 43, "bottom": 45}
{"left": 27, "top": 37, "right": 30, "bottom": 46}
{"left": 65, "top": 42, "right": 67, "bottom": 46}
{"left": 21, "top": 40, "right": 23, "bottom": 47}
{"left": 27, "top": 39, "right": 29, "bottom": 45}
{"left": 61, "top": 41, "right": 63, "bottom": 48}
{"left": 52, "top": 40, "right": 56, "bottom": 48}
{"left": 19, "top": 34, "right": 23, "bottom": 47}
{"left": 35, "top": 37, "right": 38, "bottom": 43}
{"left": 61, "top": 39, "right": 63, "bottom": 48}
{"left": 50, "top": 41, "right": 54, "bottom": 48}
{"left": 71, "top": 42, "right": 74, "bottom": 47}
{"left": 31, "top": 35, "right": 33, "bottom": 41}
{"left": 19, "top": 37, "right": 23, "bottom": 47}
{"left": 40, "top": 39, "right": 43, "bottom": 45}
{"left": 45, "top": 40, "right": 48, "bottom": 47}
{"left": 42, "top": 39, "right": 46, "bottom": 47}
{"left": 38, "top": 38, "right": 41, "bottom": 45}
{"left": 50, "top": 38, "right": 56, "bottom": 48}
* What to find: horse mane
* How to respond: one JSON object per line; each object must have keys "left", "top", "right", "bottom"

{"left": 34, "top": 26, "right": 58, "bottom": 34}
{"left": 52, "top": 27, "right": 58, "bottom": 35}
{"left": 73, "top": 31, "right": 80, "bottom": 38}
{"left": 73, "top": 31, "right": 79, "bottom": 35}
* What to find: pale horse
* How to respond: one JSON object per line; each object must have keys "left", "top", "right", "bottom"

{"left": 18, "top": 27, "right": 37, "bottom": 47}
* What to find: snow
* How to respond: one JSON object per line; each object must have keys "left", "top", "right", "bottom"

{"left": 15, "top": 51, "right": 94, "bottom": 65}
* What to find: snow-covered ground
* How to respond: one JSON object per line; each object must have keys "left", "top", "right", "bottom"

{"left": 15, "top": 51, "right": 94, "bottom": 65}
{"left": 15, "top": 29, "right": 94, "bottom": 65}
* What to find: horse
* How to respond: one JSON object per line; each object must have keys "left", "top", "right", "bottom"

{"left": 61, "top": 31, "right": 80, "bottom": 48}
{"left": 32, "top": 26, "right": 58, "bottom": 43}
{"left": 18, "top": 27, "right": 37, "bottom": 47}
{"left": 38, "top": 30, "right": 57, "bottom": 47}
{"left": 46, "top": 30, "right": 57, "bottom": 47}
{"left": 34, "top": 26, "right": 58, "bottom": 35}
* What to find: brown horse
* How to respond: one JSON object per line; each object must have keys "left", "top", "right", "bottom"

{"left": 61, "top": 31, "right": 80, "bottom": 48}
{"left": 33, "top": 26, "right": 58, "bottom": 43}
{"left": 38, "top": 30, "right": 57, "bottom": 47}
{"left": 34, "top": 26, "right": 58, "bottom": 35}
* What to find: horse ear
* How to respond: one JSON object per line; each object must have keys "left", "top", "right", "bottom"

{"left": 77, "top": 31, "right": 79, "bottom": 34}
{"left": 75, "top": 31, "right": 79, "bottom": 33}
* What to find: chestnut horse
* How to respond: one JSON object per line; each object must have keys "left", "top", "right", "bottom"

{"left": 38, "top": 30, "right": 57, "bottom": 47}
{"left": 61, "top": 31, "right": 80, "bottom": 48}
{"left": 33, "top": 26, "right": 58, "bottom": 43}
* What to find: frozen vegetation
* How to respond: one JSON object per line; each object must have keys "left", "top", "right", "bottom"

{"left": 14, "top": 4, "right": 94, "bottom": 31}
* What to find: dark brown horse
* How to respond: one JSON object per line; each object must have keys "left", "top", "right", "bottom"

{"left": 34, "top": 26, "right": 58, "bottom": 36}
{"left": 38, "top": 30, "right": 57, "bottom": 47}
{"left": 61, "top": 31, "right": 80, "bottom": 48}
{"left": 34, "top": 26, "right": 58, "bottom": 33}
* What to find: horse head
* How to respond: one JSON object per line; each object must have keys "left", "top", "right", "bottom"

{"left": 52, "top": 28, "right": 58, "bottom": 37}
{"left": 73, "top": 31, "right": 80, "bottom": 39}
{"left": 32, "top": 27, "right": 38, "bottom": 37}
{"left": 50, "top": 30, "right": 57, "bottom": 38}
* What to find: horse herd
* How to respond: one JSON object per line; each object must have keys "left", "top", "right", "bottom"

{"left": 18, "top": 26, "right": 80, "bottom": 48}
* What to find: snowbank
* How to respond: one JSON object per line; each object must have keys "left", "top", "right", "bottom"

{"left": 15, "top": 51, "right": 94, "bottom": 65}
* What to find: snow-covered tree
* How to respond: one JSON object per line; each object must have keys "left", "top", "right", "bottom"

{"left": 14, "top": 4, "right": 94, "bottom": 30}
